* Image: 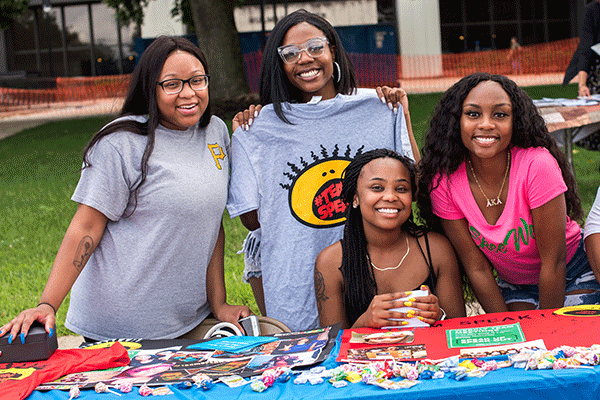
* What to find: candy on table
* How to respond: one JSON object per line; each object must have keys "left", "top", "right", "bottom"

{"left": 150, "top": 386, "right": 173, "bottom": 396}
{"left": 458, "top": 360, "right": 477, "bottom": 371}
{"left": 552, "top": 359, "right": 568, "bottom": 370}
{"left": 448, "top": 371, "right": 466, "bottom": 381}
{"left": 466, "top": 370, "right": 488, "bottom": 378}
{"left": 95, "top": 382, "right": 121, "bottom": 396}
{"left": 509, "top": 352, "right": 530, "bottom": 369}
{"left": 481, "top": 360, "right": 499, "bottom": 371}
{"left": 173, "top": 381, "right": 193, "bottom": 390}
{"left": 192, "top": 373, "right": 214, "bottom": 390}
{"left": 262, "top": 374, "right": 275, "bottom": 388}
{"left": 115, "top": 382, "right": 133, "bottom": 393}
{"left": 471, "top": 358, "right": 484, "bottom": 367}
{"left": 345, "top": 371, "right": 362, "bottom": 383}
{"left": 432, "top": 371, "right": 445, "bottom": 379}
{"left": 436, "top": 356, "right": 459, "bottom": 370}
{"left": 308, "top": 375, "right": 324, "bottom": 385}
{"left": 276, "top": 369, "right": 292, "bottom": 383}
{"left": 251, "top": 380, "right": 267, "bottom": 392}
{"left": 332, "top": 380, "right": 348, "bottom": 388}
{"left": 419, "top": 370, "right": 434, "bottom": 380}
{"left": 395, "top": 379, "right": 420, "bottom": 389}
{"left": 293, "top": 374, "right": 308, "bottom": 385}
{"left": 139, "top": 384, "right": 153, "bottom": 397}
{"left": 68, "top": 385, "right": 80, "bottom": 399}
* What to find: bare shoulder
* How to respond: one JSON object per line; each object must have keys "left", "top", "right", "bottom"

{"left": 419, "top": 231, "right": 458, "bottom": 271}
{"left": 315, "top": 241, "right": 343, "bottom": 276}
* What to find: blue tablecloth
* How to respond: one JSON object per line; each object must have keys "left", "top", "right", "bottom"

{"left": 27, "top": 331, "right": 600, "bottom": 400}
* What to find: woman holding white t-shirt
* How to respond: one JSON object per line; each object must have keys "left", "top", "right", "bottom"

{"left": 228, "top": 9, "right": 419, "bottom": 331}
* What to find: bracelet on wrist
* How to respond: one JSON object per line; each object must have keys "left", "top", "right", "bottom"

{"left": 438, "top": 308, "right": 447, "bottom": 321}
{"left": 38, "top": 302, "right": 57, "bottom": 314}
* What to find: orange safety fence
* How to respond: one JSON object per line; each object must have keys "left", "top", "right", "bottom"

{"left": 0, "top": 75, "right": 130, "bottom": 112}
{"left": 0, "top": 38, "right": 579, "bottom": 112}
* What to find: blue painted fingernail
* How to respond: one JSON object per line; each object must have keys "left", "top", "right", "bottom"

{"left": 8, "top": 334, "right": 13, "bottom": 344}
{"left": 20, "top": 333, "right": 25, "bottom": 344}
{"left": 49, "top": 328, "right": 54, "bottom": 338}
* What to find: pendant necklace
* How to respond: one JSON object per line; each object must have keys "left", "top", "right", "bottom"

{"left": 468, "top": 150, "right": 510, "bottom": 208}
{"left": 368, "top": 235, "right": 410, "bottom": 272}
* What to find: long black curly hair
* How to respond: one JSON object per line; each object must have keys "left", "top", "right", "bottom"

{"left": 340, "top": 148, "right": 426, "bottom": 326}
{"left": 417, "top": 72, "right": 582, "bottom": 232}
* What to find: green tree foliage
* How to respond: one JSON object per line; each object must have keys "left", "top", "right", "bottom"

{"left": 104, "top": 0, "right": 149, "bottom": 27}
{"left": 105, "top": 0, "right": 251, "bottom": 104}
{"left": 0, "top": 0, "right": 29, "bottom": 30}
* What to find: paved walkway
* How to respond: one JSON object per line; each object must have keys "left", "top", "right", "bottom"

{"left": 0, "top": 98, "right": 123, "bottom": 141}
{"left": 0, "top": 73, "right": 565, "bottom": 142}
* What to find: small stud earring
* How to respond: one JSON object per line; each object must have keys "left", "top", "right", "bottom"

{"left": 353, "top": 203, "right": 358, "bottom": 209}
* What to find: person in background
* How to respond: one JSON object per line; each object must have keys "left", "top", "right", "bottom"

{"left": 418, "top": 73, "right": 600, "bottom": 314}
{"left": 227, "top": 9, "right": 418, "bottom": 331}
{"left": 507, "top": 37, "right": 523, "bottom": 75}
{"left": 315, "top": 149, "right": 465, "bottom": 329}
{"left": 0, "top": 36, "right": 250, "bottom": 343}
{"left": 564, "top": 0, "right": 600, "bottom": 150}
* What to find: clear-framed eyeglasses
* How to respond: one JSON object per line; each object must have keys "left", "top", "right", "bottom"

{"left": 157, "top": 74, "right": 210, "bottom": 94}
{"left": 277, "top": 37, "right": 330, "bottom": 64}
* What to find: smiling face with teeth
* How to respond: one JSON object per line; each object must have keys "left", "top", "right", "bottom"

{"left": 460, "top": 80, "right": 513, "bottom": 163}
{"left": 354, "top": 157, "right": 413, "bottom": 234}
{"left": 156, "top": 50, "right": 209, "bottom": 131}
{"left": 281, "top": 22, "right": 337, "bottom": 102}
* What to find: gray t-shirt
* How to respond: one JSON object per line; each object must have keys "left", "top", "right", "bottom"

{"left": 67, "top": 115, "right": 230, "bottom": 340}
{"left": 227, "top": 90, "right": 414, "bottom": 331}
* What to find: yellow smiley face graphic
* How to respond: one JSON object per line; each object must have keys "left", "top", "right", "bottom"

{"left": 288, "top": 158, "right": 350, "bottom": 228}
{"left": 82, "top": 340, "right": 142, "bottom": 350}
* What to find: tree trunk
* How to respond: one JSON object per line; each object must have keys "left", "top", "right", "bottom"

{"left": 189, "top": 0, "right": 250, "bottom": 104}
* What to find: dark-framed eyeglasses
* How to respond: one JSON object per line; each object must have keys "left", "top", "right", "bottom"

{"left": 277, "top": 37, "right": 329, "bottom": 64}
{"left": 157, "top": 74, "right": 210, "bottom": 94}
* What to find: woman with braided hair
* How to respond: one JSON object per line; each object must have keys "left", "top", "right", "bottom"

{"left": 314, "top": 149, "right": 465, "bottom": 329}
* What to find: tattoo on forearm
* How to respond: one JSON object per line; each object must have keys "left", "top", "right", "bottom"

{"left": 314, "top": 268, "right": 328, "bottom": 314}
{"left": 73, "top": 236, "right": 93, "bottom": 271}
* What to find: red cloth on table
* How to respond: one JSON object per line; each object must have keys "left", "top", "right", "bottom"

{"left": 0, "top": 342, "right": 129, "bottom": 400}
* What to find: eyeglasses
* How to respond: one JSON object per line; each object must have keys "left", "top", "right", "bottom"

{"left": 157, "top": 75, "right": 210, "bottom": 94}
{"left": 277, "top": 37, "right": 329, "bottom": 64}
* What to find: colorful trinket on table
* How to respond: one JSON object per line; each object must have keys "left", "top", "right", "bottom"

{"left": 173, "top": 381, "right": 193, "bottom": 390}
{"left": 138, "top": 384, "right": 153, "bottom": 397}
{"left": 116, "top": 382, "right": 133, "bottom": 393}
{"left": 150, "top": 386, "right": 173, "bottom": 396}
{"left": 68, "top": 385, "right": 80, "bottom": 399}
{"left": 251, "top": 380, "right": 267, "bottom": 392}
{"left": 95, "top": 382, "right": 121, "bottom": 396}
{"left": 192, "top": 373, "right": 214, "bottom": 390}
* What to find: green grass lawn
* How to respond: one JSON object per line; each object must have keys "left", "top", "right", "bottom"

{"left": 1, "top": 85, "right": 598, "bottom": 337}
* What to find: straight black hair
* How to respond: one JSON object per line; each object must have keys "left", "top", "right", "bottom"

{"left": 82, "top": 36, "right": 211, "bottom": 216}
{"left": 259, "top": 9, "right": 357, "bottom": 123}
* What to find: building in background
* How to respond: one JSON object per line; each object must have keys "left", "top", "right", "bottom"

{"left": 0, "top": 0, "right": 591, "bottom": 81}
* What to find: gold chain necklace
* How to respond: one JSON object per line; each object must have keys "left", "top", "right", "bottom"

{"left": 368, "top": 235, "right": 410, "bottom": 271}
{"left": 468, "top": 151, "right": 511, "bottom": 208}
